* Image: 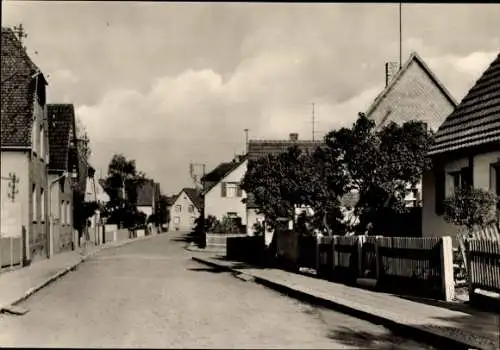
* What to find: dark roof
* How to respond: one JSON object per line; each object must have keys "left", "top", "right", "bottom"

{"left": 181, "top": 187, "right": 204, "bottom": 211}
{"left": 366, "top": 51, "right": 458, "bottom": 128}
{"left": 47, "top": 104, "right": 76, "bottom": 171}
{"left": 201, "top": 155, "right": 248, "bottom": 194}
{"left": 429, "top": 53, "right": 500, "bottom": 156}
{"left": 1, "top": 27, "right": 46, "bottom": 147}
{"left": 137, "top": 181, "right": 156, "bottom": 207}
{"left": 248, "top": 140, "right": 322, "bottom": 161}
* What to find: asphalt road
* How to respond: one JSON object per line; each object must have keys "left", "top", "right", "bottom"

{"left": 0, "top": 231, "right": 437, "bottom": 349}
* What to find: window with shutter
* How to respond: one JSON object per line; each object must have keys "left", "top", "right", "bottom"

{"left": 221, "top": 182, "right": 227, "bottom": 197}
{"left": 236, "top": 184, "right": 242, "bottom": 197}
{"left": 435, "top": 169, "right": 445, "bottom": 215}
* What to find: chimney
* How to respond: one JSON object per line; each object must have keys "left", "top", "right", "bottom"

{"left": 289, "top": 133, "right": 299, "bottom": 141}
{"left": 385, "top": 62, "right": 400, "bottom": 87}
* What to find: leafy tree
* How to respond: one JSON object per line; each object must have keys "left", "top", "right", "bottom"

{"left": 155, "top": 194, "right": 170, "bottom": 228}
{"left": 326, "top": 113, "right": 434, "bottom": 233}
{"left": 102, "top": 154, "right": 148, "bottom": 228}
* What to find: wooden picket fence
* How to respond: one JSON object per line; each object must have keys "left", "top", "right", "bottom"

{"left": 274, "top": 229, "right": 453, "bottom": 300}
{"left": 466, "top": 239, "right": 500, "bottom": 298}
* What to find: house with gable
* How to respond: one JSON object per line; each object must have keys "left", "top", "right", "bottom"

{"left": 201, "top": 154, "right": 248, "bottom": 228}
{"left": 47, "top": 103, "right": 79, "bottom": 255}
{"left": 365, "top": 52, "right": 458, "bottom": 208}
{"left": 423, "top": 52, "right": 500, "bottom": 242}
{"left": 1, "top": 27, "right": 50, "bottom": 265}
{"left": 246, "top": 133, "right": 322, "bottom": 237}
{"left": 169, "top": 188, "right": 203, "bottom": 231}
{"left": 136, "top": 180, "right": 160, "bottom": 219}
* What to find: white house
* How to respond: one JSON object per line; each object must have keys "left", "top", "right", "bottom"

{"left": 423, "top": 52, "right": 500, "bottom": 243}
{"left": 201, "top": 155, "right": 248, "bottom": 227}
{"left": 169, "top": 188, "right": 203, "bottom": 232}
{"left": 1, "top": 27, "right": 50, "bottom": 265}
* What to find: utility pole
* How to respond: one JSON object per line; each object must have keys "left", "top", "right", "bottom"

{"left": 244, "top": 128, "right": 249, "bottom": 154}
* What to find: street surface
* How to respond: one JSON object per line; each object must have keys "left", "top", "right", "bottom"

{"left": 0, "top": 231, "right": 437, "bottom": 349}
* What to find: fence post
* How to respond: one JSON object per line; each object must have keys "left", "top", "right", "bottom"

{"left": 440, "top": 236, "right": 455, "bottom": 302}
{"left": 357, "top": 235, "right": 365, "bottom": 277}
{"left": 465, "top": 239, "right": 474, "bottom": 299}
{"left": 375, "top": 236, "right": 381, "bottom": 282}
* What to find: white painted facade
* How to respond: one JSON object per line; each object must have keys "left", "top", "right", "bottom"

{"left": 204, "top": 160, "right": 248, "bottom": 225}
{"left": 169, "top": 190, "right": 201, "bottom": 232}
{"left": 422, "top": 150, "right": 500, "bottom": 242}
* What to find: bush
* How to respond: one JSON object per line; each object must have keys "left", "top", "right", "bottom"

{"left": 443, "top": 187, "right": 498, "bottom": 233}
{"left": 210, "top": 215, "right": 242, "bottom": 233}
{"left": 252, "top": 221, "right": 265, "bottom": 236}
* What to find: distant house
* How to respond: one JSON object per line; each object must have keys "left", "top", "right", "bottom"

{"left": 1, "top": 27, "right": 50, "bottom": 264}
{"left": 169, "top": 188, "right": 203, "bottom": 231}
{"left": 365, "top": 52, "right": 458, "bottom": 207}
{"left": 423, "top": 53, "right": 500, "bottom": 242}
{"left": 201, "top": 155, "right": 248, "bottom": 227}
{"left": 246, "top": 133, "right": 322, "bottom": 235}
{"left": 84, "top": 167, "right": 109, "bottom": 245}
{"left": 47, "top": 104, "right": 79, "bottom": 255}
{"left": 136, "top": 180, "right": 160, "bottom": 219}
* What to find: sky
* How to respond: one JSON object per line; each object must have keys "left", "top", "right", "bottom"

{"left": 2, "top": 2, "right": 499, "bottom": 195}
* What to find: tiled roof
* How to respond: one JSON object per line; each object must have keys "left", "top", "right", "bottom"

{"left": 1, "top": 27, "right": 45, "bottom": 147}
{"left": 429, "top": 53, "right": 500, "bottom": 156}
{"left": 182, "top": 187, "right": 204, "bottom": 211}
{"left": 137, "top": 180, "right": 156, "bottom": 207}
{"left": 366, "top": 51, "right": 457, "bottom": 129}
{"left": 247, "top": 140, "right": 322, "bottom": 161}
{"left": 47, "top": 104, "right": 76, "bottom": 171}
{"left": 201, "top": 155, "right": 248, "bottom": 194}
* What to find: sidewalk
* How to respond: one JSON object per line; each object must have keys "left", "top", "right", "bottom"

{"left": 192, "top": 254, "right": 500, "bottom": 350}
{"left": 0, "top": 235, "right": 154, "bottom": 312}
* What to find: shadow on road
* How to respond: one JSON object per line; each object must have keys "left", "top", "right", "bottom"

{"left": 187, "top": 267, "right": 227, "bottom": 274}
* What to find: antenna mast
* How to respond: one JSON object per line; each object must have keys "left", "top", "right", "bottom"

{"left": 399, "top": 3, "right": 403, "bottom": 69}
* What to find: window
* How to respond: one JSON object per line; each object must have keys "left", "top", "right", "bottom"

{"left": 446, "top": 167, "right": 472, "bottom": 198}
{"left": 31, "top": 122, "right": 37, "bottom": 155}
{"left": 222, "top": 182, "right": 242, "bottom": 198}
{"left": 40, "top": 188, "right": 45, "bottom": 221}
{"left": 188, "top": 205, "right": 194, "bottom": 213}
{"left": 189, "top": 217, "right": 196, "bottom": 226}
{"left": 173, "top": 217, "right": 180, "bottom": 224}
{"left": 60, "top": 200, "right": 64, "bottom": 222}
{"left": 40, "top": 128, "right": 44, "bottom": 161}
{"left": 175, "top": 205, "right": 181, "bottom": 212}
{"left": 32, "top": 184, "right": 37, "bottom": 221}
{"left": 59, "top": 177, "right": 65, "bottom": 193}
{"left": 67, "top": 201, "right": 71, "bottom": 225}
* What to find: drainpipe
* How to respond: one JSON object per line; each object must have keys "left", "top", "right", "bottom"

{"left": 48, "top": 171, "right": 68, "bottom": 258}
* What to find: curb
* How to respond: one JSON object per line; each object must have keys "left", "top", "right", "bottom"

{"left": 1, "top": 234, "right": 156, "bottom": 311}
{"left": 192, "top": 256, "right": 496, "bottom": 350}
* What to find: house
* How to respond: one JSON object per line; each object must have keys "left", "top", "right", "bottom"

{"left": 365, "top": 52, "right": 458, "bottom": 207}
{"left": 201, "top": 154, "right": 248, "bottom": 227}
{"left": 246, "top": 133, "right": 322, "bottom": 235}
{"left": 422, "top": 52, "right": 500, "bottom": 242}
{"left": 47, "top": 104, "right": 79, "bottom": 255}
{"left": 84, "top": 167, "right": 109, "bottom": 245}
{"left": 1, "top": 27, "right": 50, "bottom": 265}
{"left": 169, "top": 188, "right": 203, "bottom": 231}
{"left": 136, "top": 180, "right": 160, "bottom": 219}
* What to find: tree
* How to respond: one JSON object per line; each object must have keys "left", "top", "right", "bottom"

{"left": 326, "top": 113, "right": 434, "bottom": 234}
{"left": 102, "top": 154, "right": 147, "bottom": 228}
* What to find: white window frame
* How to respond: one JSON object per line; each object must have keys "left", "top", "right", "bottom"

{"left": 66, "top": 201, "right": 71, "bottom": 226}
{"left": 226, "top": 183, "right": 238, "bottom": 198}
{"left": 32, "top": 184, "right": 37, "bottom": 222}
{"left": 40, "top": 188, "right": 45, "bottom": 221}
{"left": 175, "top": 205, "right": 181, "bottom": 212}
{"left": 188, "top": 204, "right": 194, "bottom": 213}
